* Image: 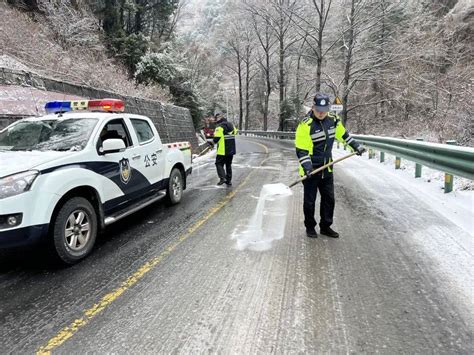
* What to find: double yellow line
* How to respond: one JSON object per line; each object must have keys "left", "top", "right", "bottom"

{"left": 37, "top": 141, "right": 268, "bottom": 354}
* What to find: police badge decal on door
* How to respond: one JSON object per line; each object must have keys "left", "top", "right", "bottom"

{"left": 119, "top": 158, "right": 131, "bottom": 184}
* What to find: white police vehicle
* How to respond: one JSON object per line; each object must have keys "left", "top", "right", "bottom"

{"left": 0, "top": 99, "right": 192, "bottom": 264}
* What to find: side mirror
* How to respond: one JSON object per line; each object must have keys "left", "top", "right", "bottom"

{"left": 101, "top": 138, "right": 126, "bottom": 154}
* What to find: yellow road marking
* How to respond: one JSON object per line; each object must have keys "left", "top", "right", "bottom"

{"left": 253, "top": 141, "right": 269, "bottom": 154}
{"left": 36, "top": 143, "right": 268, "bottom": 355}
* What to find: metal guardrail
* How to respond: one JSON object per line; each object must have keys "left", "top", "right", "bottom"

{"left": 240, "top": 131, "right": 474, "bottom": 182}
{"left": 352, "top": 135, "right": 474, "bottom": 181}
{"left": 240, "top": 130, "right": 295, "bottom": 139}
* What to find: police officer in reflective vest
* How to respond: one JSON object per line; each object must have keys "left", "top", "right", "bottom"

{"left": 295, "top": 94, "right": 366, "bottom": 238}
{"left": 213, "top": 112, "right": 238, "bottom": 186}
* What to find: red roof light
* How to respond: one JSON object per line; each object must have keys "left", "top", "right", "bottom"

{"left": 88, "top": 99, "right": 125, "bottom": 112}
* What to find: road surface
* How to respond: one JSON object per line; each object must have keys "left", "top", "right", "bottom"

{"left": 0, "top": 137, "right": 472, "bottom": 354}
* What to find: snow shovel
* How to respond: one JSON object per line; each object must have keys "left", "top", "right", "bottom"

{"left": 234, "top": 151, "right": 357, "bottom": 250}
{"left": 288, "top": 151, "right": 357, "bottom": 188}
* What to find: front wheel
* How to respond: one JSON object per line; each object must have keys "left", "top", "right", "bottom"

{"left": 51, "top": 197, "right": 98, "bottom": 265}
{"left": 165, "top": 168, "right": 183, "bottom": 205}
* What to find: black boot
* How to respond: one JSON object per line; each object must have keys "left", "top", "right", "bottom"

{"left": 320, "top": 227, "right": 339, "bottom": 238}
{"left": 217, "top": 179, "right": 225, "bottom": 185}
{"left": 306, "top": 228, "right": 318, "bottom": 238}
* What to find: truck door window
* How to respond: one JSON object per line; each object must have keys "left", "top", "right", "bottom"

{"left": 98, "top": 119, "right": 132, "bottom": 149}
{"left": 131, "top": 119, "right": 154, "bottom": 144}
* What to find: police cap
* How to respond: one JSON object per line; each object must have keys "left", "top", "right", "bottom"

{"left": 313, "top": 93, "right": 330, "bottom": 113}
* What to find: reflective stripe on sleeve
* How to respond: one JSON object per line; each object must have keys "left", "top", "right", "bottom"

{"left": 299, "top": 155, "right": 311, "bottom": 164}
{"left": 311, "top": 131, "right": 325, "bottom": 139}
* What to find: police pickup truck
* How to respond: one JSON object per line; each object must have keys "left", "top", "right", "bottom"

{"left": 0, "top": 99, "right": 192, "bottom": 264}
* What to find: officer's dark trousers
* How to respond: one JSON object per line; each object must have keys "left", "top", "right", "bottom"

{"left": 302, "top": 173, "right": 335, "bottom": 230}
{"left": 215, "top": 155, "right": 233, "bottom": 182}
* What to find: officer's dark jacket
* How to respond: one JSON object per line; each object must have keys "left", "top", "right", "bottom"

{"left": 213, "top": 119, "right": 237, "bottom": 156}
{"left": 295, "top": 111, "right": 360, "bottom": 176}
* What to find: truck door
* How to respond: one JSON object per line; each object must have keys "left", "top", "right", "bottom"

{"left": 128, "top": 117, "right": 166, "bottom": 194}
{"left": 96, "top": 118, "right": 146, "bottom": 214}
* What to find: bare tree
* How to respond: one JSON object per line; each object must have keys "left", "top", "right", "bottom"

{"left": 286, "top": 0, "right": 336, "bottom": 92}
{"left": 334, "top": 0, "right": 403, "bottom": 124}
{"left": 242, "top": 29, "right": 259, "bottom": 130}
{"left": 247, "top": 11, "right": 277, "bottom": 130}
{"left": 244, "top": 0, "right": 302, "bottom": 130}
{"left": 223, "top": 21, "right": 248, "bottom": 129}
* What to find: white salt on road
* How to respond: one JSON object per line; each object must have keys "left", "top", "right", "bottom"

{"left": 232, "top": 183, "right": 293, "bottom": 251}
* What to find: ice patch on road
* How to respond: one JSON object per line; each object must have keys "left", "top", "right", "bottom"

{"left": 232, "top": 183, "right": 293, "bottom": 251}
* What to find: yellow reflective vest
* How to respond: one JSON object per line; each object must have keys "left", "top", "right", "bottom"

{"left": 213, "top": 120, "right": 238, "bottom": 156}
{"left": 295, "top": 112, "right": 360, "bottom": 176}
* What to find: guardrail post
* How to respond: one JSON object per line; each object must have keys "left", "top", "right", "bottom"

{"left": 444, "top": 140, "right": 456, "bottom": 193}
{"left": 415, "top": 138, "right": 423, "bottom": 178}
{"left": 395, "top": 156, "right": 401, "bottom": 169}
{"left": 337, "top": 142, "right": 340, "bottom": 149}
{"left": 380, "top": 152, "right": 385, "bottom": 163}
{"left": 368, "top": 148, "right": 375, "bottom": 159}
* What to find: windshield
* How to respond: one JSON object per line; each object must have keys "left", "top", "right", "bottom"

{"left": 0, "top": 118, "right": 98, "bottom": 152}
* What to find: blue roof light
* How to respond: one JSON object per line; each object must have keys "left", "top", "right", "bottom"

{"left": 45, "top": 101, "right": 72, "bottom": 114}
{"left": 44, "top": 99, "right": 125, "bottom": 114}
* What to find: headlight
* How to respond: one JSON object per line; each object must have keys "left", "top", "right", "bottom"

{"left": 0, "top": 170, "right": 39, "bottom": 199}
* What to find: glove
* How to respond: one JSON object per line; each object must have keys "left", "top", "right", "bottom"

{"left": 356, "top": 145, "right": 366, "bottom": 156}
{"left": 304, "top": 167, "right": 314, "bottom": 177}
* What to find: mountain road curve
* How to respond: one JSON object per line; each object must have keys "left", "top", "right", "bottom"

{"left": 0, "top": 137, "right": 472, "bottom": 354}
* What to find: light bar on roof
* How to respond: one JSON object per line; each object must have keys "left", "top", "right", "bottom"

{"left": 71, "top": 100, "right": 89, "bottom": 110}
{"left": 88, "top": 99, "right": 125, "bottom": 112}
{"left": 45, "top": 101, "right": 72, "bottom": 114}
{"left": 44, "top": 99, "right": 125, "bottom": 114}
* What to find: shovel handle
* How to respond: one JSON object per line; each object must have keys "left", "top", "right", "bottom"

{"left": 288, "top": 152, "right": 357, "bottom": 188}
{"left": 197, "top": 144, "right": 213, "bottom": 157}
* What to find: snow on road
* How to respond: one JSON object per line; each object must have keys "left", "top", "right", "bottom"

{"left": 333, "top": 147, "right": 473, "bottom": 234}
{"left": 333, "top": 147, "right": 473, "bottom": 320}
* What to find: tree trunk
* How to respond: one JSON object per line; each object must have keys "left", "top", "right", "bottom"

{"left": 245, "top": 47, "right": 251, "bottom": 130}
{"left": 379, "top": 0, "right": 387, "bottom": 121}
{"left": 342, "top": 0, "right": 356, "bottom": 125}
{"left": 296, "top": 51, "right": 302, "bottom": 115}
{"left": 238, "top": 52, "right": 243, "bottom": 130}
{"left": 315, "top": 0, "right": 325, "bottom": 92}
{"left": 264, "top": 49, "right": 271, "bottom": 131}
{"left": 278, "top": 32, "right": 285, "bottom": 131}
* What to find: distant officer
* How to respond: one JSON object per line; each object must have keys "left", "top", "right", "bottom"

{"left": 295, "top": 93, "right": 366, "bottom": 238}
{"left": 212, "top": 112, "right": 238, "bottom": 186}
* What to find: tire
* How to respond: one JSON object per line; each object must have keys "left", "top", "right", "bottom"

{"left": 165, "top": 168, "right": 183, "bottom": 205}
{"left": 51, "top": 197, "right": 98, "bottom": 265}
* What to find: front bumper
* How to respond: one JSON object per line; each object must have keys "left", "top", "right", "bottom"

{"left": 0, "top": 224, "right": 49, "bottom": 248}
{"left": 0, "top": 185, "right": 59, "bottom": 249}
